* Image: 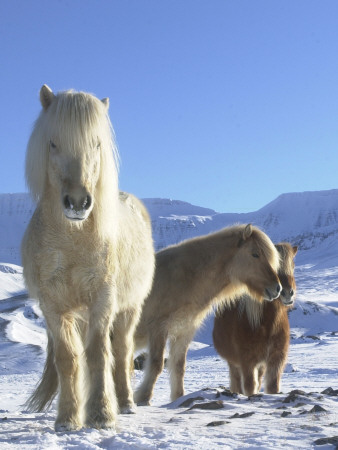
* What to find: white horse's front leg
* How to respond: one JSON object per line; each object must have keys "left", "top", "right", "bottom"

{"left": 85, "top": 295, "right": 117, "bottom": 429}
{"left": 44, "top": 312, "right": 84, "bottom": 432}
{"left": 111, "top": 308, "right": 140, "bottom": 413}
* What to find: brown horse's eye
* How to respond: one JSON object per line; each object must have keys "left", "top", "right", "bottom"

{"left": 252, "top": 253, "right": 259, "bottom": 258}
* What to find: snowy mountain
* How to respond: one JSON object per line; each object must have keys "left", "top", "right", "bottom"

{"left": 0, "top": 189, "right": 338, "bottom": 448}
{"left": 1, "top": 189, "right": 338, "bottom": 267}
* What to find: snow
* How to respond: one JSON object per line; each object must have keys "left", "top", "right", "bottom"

{"left": 0, "top": 192, "right": 337, "bottom": 448}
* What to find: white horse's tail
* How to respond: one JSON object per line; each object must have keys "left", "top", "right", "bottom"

{"left": 25, "top": 336, "right": 58, "bottom": 412}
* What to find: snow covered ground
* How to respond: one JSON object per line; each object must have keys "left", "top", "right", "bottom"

{"left": 0, "top": 257, "right": 337, "bottom": 449}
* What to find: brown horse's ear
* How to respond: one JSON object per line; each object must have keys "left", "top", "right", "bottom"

{"left": 243, "top": 224, "right": 253, "bottom": 241}
{"left": 101, "top": 97, "right": 109, "bottom": 110}
{"left": 292, "top": 246, "right": 298, "bottom": 255}
{"left": 40, "top": 85, "right": 55, "bottom": 110}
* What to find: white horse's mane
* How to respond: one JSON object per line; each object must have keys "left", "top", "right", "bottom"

{"left": 25, "top": 89, "right": 120, "bottom": 237}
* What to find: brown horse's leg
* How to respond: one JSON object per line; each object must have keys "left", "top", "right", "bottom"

{"left": 265, "top": 353, "right": 287, "bottom": 394}
{"left": 85, "top": 297, "right": 116, "bottom": 429}
{"left": 134, "top": 329, "right": 168, "bottom": 405}
{"left": 241, "top": 365, "right": 260, "bottom": 396}
{"left": 228, "top": 363, "right": 242, "bottom": 394}
{"left": 111, "top": 308, "right": 140, "bottom": 413}
{"left": 168, "top": 329, "right": 195, "bottom": 401}
{"left": 257, "top": 364, "right": 266, "bottom": 393}
{"left": 265, "top": 329, "right": 289, "bottom": 394}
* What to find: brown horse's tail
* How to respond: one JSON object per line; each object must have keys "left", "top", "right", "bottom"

{"left": 24, "top": 335, "right": 58, "bottom": 412}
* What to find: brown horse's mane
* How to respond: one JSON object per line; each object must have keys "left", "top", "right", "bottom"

{"left": 237, "top": 242, "right": 296, "bottom": 329}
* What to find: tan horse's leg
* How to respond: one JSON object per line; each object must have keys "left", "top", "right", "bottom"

{"left": 112, "top": 308, "right": 140, "bottom": 413}
{"left": 85, "top": 299, "right": 116, "bottom": 429}
{"left": 168, "top": 330, "right": 195, "bottom": 401}
{"left": 228, "top": 363, "right": 242, "bottom": 394}
{"left": 134, "top": 330, "right": 168, "bottom": 405}
{"left": 44, "top": 313, "right": 84, "bottom": 431}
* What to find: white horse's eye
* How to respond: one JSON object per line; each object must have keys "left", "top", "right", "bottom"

{"left": 50, "top": 140, "right": 57, "bottom": 149}
{"left": 252, "top": 253, "right": 259, "bottom": 258}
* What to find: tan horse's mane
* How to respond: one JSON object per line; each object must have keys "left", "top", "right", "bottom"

{"left": 163, "top": 224, "right": 280, "bottom": 273}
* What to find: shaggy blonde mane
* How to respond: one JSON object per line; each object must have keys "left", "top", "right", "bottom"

{"left": 25, "top": 89, "right": 119, "bottom": 237}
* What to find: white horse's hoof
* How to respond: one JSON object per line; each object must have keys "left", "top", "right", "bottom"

{"left": 120, "top": 404, "right": 137, "bottom": 414}
{"left": 136, "top": 400, "right": 151, "bottom": 406}
{"left": 55, "top": 421, "right": 82, "bottom": 432}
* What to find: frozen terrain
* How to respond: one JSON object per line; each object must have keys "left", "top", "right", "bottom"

{"left": 0, "top": 190, "right": 337, "bottom": 448}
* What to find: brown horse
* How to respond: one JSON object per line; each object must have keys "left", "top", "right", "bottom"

{"left": 134, "top": 224, "right": 281, "bottom": 405}
{"left": 213, "top": 243, "right": 297, "bottom": 396}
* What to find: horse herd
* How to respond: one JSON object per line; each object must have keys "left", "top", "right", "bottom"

{"left": 21, "top": 85, "right": 297, "bottom": 432}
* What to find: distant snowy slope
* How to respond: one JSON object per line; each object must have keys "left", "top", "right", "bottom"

{"left": 1, "top": 189, "right": 338, "bottom": 267}
{"left": 0, "top": 193, "right": 35, "bottom": 264}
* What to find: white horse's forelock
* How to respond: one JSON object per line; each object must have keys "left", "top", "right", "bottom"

{"left": 25, "top": 89, "right": 120, "bottom": 237}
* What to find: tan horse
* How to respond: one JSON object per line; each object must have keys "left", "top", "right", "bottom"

{"left": 133, "top": 224, "right": 281, "bottom": 405}
{"left": 213, "top": 243, "right": 297, "bottom": 396}
{"left": 21, "top": 85, "right": 154, "bottom": 431}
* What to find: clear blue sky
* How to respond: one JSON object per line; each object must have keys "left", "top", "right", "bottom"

{"left": 1, "top": 0, "right": 338, "bottom": 213}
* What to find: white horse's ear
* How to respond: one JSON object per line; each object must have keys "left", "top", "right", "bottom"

{"left": 40, "top": 85, "right": 55, "bottom": 110}
{"left": 101, "top": 97, "right": 109, "bottom": 110}
{"left": 243, "top": 224, "right": 253, "bottom": 240}
{"left": 292, "top": 245, "right": 298, "bottom": 255}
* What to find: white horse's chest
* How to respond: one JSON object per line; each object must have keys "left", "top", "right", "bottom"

{"left": 39, "top": 245, "right": 113, "bottom": 307}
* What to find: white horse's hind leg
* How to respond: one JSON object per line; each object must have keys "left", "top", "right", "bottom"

{"left": 112, "top": 309, "right": 140, "bottom": 413}
{"left": 44, "top": 313, "right": 84, "bottom": 431}
{"left": 85, "top": 299, "right": 116, "bottom": 429}
{"left": 168, "top": 329, "right": 195, "bottom": 401}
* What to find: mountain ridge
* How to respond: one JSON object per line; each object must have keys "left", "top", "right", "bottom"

{"left": 1, "top": 189, "right": 338, "bottom": 267}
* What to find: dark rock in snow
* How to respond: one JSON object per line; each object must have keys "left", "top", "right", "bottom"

{"left": 206, "top": 420, "right": 230, "bottom": 427}
{"left": 221, "top": 389, "right": 238, "bottom": 398}
{"left": 230, "top": 412, "right": 255, "bottom": 419}
{"left": 188, "top": 400, "right": 224, "bottom": 411}
{"left": 313, "top": 435, "right": 338, "bottom": 446}
{"left": 283, "top": 390, "right": 308, "bottom": 403}
{"left": 178, "top": 396, "right": 204, "bottom": 408}
{"left": 134, "top": 353, "right": 147, "bottom": 370}
{"left": 321, "top": 387, "right": 338, "bottom": 396}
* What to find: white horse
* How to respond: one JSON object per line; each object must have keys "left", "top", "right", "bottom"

{"left": 22, "top": 85, "right": 154, "bottom": 431}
